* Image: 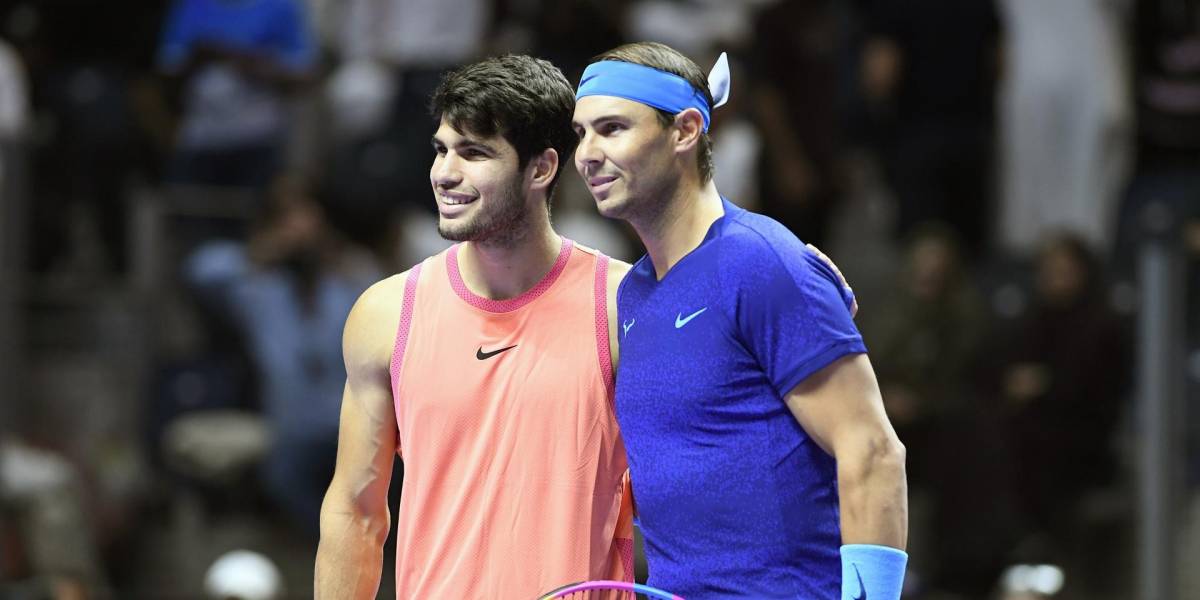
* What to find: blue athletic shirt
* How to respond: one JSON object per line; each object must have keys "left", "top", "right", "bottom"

{"left": 615, "top": 198, "right": 865, "bottom": 599}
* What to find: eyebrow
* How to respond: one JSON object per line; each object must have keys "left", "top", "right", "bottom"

{"left": 431, "top": 135, "right": 499, "bottom": 154}
{"left": 573, "top": 114, "right": 632, "bottom": 129}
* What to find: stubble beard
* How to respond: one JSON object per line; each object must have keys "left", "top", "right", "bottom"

{"left": 613, "top": 170, "right": 678, "bottom": 239}
{"left": 438, "top": 177, "right": 531, "bottom": 248}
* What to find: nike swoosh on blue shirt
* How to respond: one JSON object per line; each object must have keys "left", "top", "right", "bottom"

{"left": 674, "top": 307, "right": 707, "bottom": 328}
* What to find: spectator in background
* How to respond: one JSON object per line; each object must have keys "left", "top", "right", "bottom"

{"left": 996, "top": 0, "right": 1131, "bottom": 257}
{"left": 863, "top": 223, "right": 1016, "bottom": 595}
{"left": 861, "top": 0, "right": 1001, "bottom": 258}
{"left": 998, "top": 233, "right": 1130, "bottom": 559}
{"left": 0, "top": 438, "right": 108, "bottom": 599}
{"left": 0, "top": 35, "right": 27, "bottom": 440}
{"left": 0, "top": 36, "right": 28, "bottom": 151}
{"left": 749, "top": 0, "right": 847, "bottom": 247}
{"left": 14, "top": 0, "right": 156, "bottom": 278}
{"left": 866, "top": 224, "right": 987, "bottom": 433}
{"left": 322, "top": 0, "right": 495, "bottom": 252}
{"left": 158, "top": 0, "right": 316, "bottom": 189}
{"left": 184, "top": 173, "right": 380, "bottom": 535}
{"left": 531, "top": 0, "right": 628, "bottom": 78}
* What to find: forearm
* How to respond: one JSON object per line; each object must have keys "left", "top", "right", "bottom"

{"left": 837, "top": 436, "right": 908, "bottom": 550}
{"left": 314, "top": 500, "right": 390, "bottom": 599}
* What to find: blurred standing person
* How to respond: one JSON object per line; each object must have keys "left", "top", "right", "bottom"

{"left": 0, "top": 36, "right": 108, "bottom": 600}
{"left": 322, "top": 0, "right": 494, "bottom": 249}
{"left": 531, "top": 0, "right": 628, "bottom": 77}
{"left": 996, "top": 0, "right": 1132, "bottom": 256}
{"left": 0, "top": 35, "right": 27, "bottom": 437}
{"left": 0, "top": 35, "right": 28, "bottom": 156}
{"left": 998, "top": 233, "right": 1130, "bottom": 557}
{"left": 184, "top": 174, "right": 380, "bottom": 534}
{"left": 862, "top": 0, "right": 1001, "bottom": 258}
{"left": 18, "top": 0, "right": 158, "bottom": 277}
{"left": 749, "top": 0, "right": 847, "bottom": 247}
{"left": 158, "top": 0, "right": 317, "bottom": 188}
{"left": 866, "top": 225, "right": 988, "bottom": 437}
{"left": 0, "top": 35, "right": 28, "bottom": 282}
{"left": 863, "top": 224, "right": 1017, "bottom": 594}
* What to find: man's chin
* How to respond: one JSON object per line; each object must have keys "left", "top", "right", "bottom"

{"left": 438, "top": 220, "right": 477, "bottom": 242}
{"left": 594, "top": 196, "right": 629, "bottom": 220}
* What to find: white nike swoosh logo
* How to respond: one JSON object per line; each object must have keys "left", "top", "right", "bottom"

{"left": 675, "top": 307, "right": 708, "bottom": 328}
{"left": 623, "top": 318, "right": 636, "bottom": 336}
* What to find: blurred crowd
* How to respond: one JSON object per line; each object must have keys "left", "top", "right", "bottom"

{"left": 0, "top": 0, "right": 1197, "bottom": 599}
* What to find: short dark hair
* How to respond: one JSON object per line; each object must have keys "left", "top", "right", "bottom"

{"left": 430, "top": 55, "right": 578, "bottom": 203}
{"left": 591, "top": 42, "right": 715, "bottom": 183}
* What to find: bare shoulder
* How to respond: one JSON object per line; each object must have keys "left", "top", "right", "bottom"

{"left": 343, "top": 270, "right": 413, "bottom": 373}
{"left": 568, "top": 242, "right": 631, "bottom": 300}
{"left": 604, "top": 259, "right": 632, "bottom": 369}
{"left": 606, "top": 259, "right": 633, "bottom": 297}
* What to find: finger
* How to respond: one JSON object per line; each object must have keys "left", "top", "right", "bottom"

{"left": 811, "top": 245, "right": 849, "bottom": 287}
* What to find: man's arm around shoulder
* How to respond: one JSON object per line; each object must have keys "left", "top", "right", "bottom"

{"left": 315, "top": 273, "right": 407, "bottom": 599}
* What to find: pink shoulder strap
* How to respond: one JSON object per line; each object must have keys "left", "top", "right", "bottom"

{"left": 593, "top": 252, "right": 614, "bottom": 401}
{"left": 389, "top": 262, "right": 424, "bottom": 409}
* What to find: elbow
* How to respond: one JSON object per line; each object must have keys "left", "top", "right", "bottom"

{"left": 319, "top": 486, "right": 392, "bottom": 546}
{"left": 843, "top": 431, "right": 907, "bottom": 484}
{"left": 876, "top": 434, "right": 907, "bottom": 476}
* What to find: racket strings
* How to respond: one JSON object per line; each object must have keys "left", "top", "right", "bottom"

{"left": 554, "top": 590, "right": 640, "bottom": 600}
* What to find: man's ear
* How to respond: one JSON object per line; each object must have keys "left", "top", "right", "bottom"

{"left": 672, "top": 108, "right": 705, "bottom": 155}
{"left": 528, "top": 147, "right": 559, "bottom": 191}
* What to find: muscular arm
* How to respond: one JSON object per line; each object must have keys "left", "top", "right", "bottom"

{"left": 315, "top": 275, "right": 406, "bottom": 599}
{"left": 784, "top": 354, "right": 907, "bottom": 549}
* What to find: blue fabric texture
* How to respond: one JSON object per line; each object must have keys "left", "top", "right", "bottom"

{"left": 615, "top": 198, "right": 864, "bottom": 599}
{"left": 576, "top": 60, "right": 713, "bottom": 131}
{"left": 840, "top": 544, "right": 908, "bottom": 600}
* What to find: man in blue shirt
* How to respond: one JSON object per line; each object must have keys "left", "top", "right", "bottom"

{"left": 572, "top": 42, "right": 909, "bottom": 599}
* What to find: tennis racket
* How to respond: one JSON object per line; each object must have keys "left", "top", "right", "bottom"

{"left": 538, "top": 580, "right": 684, "bottom": 599}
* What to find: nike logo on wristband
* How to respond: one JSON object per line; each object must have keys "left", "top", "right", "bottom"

{"left": 852, "top": 564, "right": 867, "bottom": 600}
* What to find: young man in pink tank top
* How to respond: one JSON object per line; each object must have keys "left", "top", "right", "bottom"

{"left": 313, "top": 55, "right": 636, "bottom": 599}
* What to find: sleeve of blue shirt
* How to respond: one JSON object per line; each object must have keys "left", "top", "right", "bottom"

{"left": 734, "top": 237, "right": 866, "bottom": 398}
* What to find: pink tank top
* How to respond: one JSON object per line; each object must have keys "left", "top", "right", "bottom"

{"left": 389, "top": 238, "right": 633, "bottom": 598}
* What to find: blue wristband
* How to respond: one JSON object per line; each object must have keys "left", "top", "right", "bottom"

{"left": 841, "top": 544, "right": 908, "bottom": 600}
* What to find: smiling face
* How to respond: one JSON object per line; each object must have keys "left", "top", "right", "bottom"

{"left": 572, "top": 95, "right": 679, "bottom": 223}
{"left": 430, "top": 118, "right": 530, "bottom": 246}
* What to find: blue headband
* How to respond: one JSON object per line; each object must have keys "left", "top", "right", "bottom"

{"left": 576, "top": 60, "right": 714, "bottom": 132}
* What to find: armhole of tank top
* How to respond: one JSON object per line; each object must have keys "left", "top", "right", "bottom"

{"left": 593, "top": 252, "right": 615, "bottom": 409}
{"left": 389, "top": 261, "right": 424, "bottom": 454}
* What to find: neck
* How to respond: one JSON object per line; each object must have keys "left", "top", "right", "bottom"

{"left": 633, "top": 177, "right": 724, "bottom": 280}
{"left": 457, "top": 219, "right": 562, "bottom": 300}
